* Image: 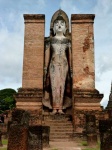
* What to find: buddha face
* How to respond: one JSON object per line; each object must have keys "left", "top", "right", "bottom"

{"left": 53, "top": 19, "right": 66, "bottom": 35}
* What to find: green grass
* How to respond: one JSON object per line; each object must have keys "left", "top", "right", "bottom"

{"left": 0, "top": 139, "right": 8, "bottom": 150}
{"left": 81, "top": 141, "right": 88, "bottom": 146}
{"left": 83, "top": 148, "right": 100, "bottom": 150}
{"left": 81, "top": 140, "right": 100, "bottom": 150}
{"left": 2, "top": 139, "right": 8, "bottom": 145}
{"left": 0, "top": 148, "right": 7, "bottom": 150}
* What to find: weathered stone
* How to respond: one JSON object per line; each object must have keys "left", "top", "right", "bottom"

{"left": 106, "top": 82, "right": 112, "bottom": 118}
{"left": 11, "top": 108, "right": 30, "bottom": 125}
{"left": 86, "top": 115, "right": 97, "bottom": 145}
{"left": 44, "top": 9, "right": 72, "bottom": 114}
{"left": 28, "top": 126, "right": 42, "bottom": 150}
{"left": 15, "top": 88, "right": 43, "bottom": 111}
{"left": 8, "top": 125, "right": 28, "bottom": 150}
{"left": 42, "top": 126, "right": 50, "bottom": 147}
{"left": 71, "top": 14, "right": 95, "bottom": 90}
{"left": 99, "top": 120, "right": 112, "bottom": 150}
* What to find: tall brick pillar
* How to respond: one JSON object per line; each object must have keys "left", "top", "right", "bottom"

{"left": 71, "top": 14, "right": 95, "bottom": 90}
{"left": 71, "top": 14, "right": 103, "bottom": 136}
{"left": 23, "top": 14, "right": 45, "bottom": 88}
{"left": 15, "top": 15, "right": 45, "bottom": 120}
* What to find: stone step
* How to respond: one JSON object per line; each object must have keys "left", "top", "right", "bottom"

{"left": 50, "top": 139, "right": 74, "bottom": 142}
{"left": 49, "top": 124, "right": 73, "bottom": 127}
{"left": 43, "top": 119, "right": 72, "bottom": 121}
{"left": 50, "top": 132, "right": 72, "bottom": 135}
{"left": 50, "top": 129, "right": 73, "bottom": 132}
{"left": 45, "top": 125, "right": 73, "bottom": 129}
{"left": 43, "top": 114, "right": 72, "bottom": 118}
{"left": 50, "top": 135, "right": 73, "bottom": 140}
{"left": 43, "top": 121, "right": 73, "bottom": 125}
{"left": 50, "top": 137, "right": 72, "bottom": 140}
{"left": 44, "top": 123, "right": 73, "bottom": 126}
{"left": 50, "top": 132, "right": 73, "bottom": 136}
{"left": 50, "top": 127, "right": 73, "bottom": 130}
{"left": 43, "top": 119, "right": 72, "bottom": 122}
{"left": 43, "top": 114, "right": 73, "bottom": 141}
{"left": 45, "top": 126, "right": 73, "bottom": 129}
{"left": 50, "top": 131, "right": 73, "bottom": 136}
{"left": 43, "top": 125, "right": 73, "bottom": 130}
{"left": 44, "top": 122, "right": 72, "bottom": 125}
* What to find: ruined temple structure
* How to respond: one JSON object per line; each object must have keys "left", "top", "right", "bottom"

{"left": 106, "top": 82, "right": 112, "bottom": 118}
{"left": 99, "top": 83, "right": 112, "bottom": 150}
{"left": 8, "top": 9, "right": 110, "bottom": 149}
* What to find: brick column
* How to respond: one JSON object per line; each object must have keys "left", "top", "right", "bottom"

{"left": 15, "top": 15, "right": 44, "bottom": 113}
{"left": 71, "top": 14, "right": 95, "bottom": 90}
{"left": 71, "top": 15, "right": 103, "bottom": 136}
{"left": 22, "top": 14, "right": 45, "bottom": 89}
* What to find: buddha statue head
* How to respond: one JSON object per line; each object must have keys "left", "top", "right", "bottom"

{"left": 53, "top": 14, "right": 67, "bottom": 36}
{"left": 50, "top": 9, "right": 69, "bottom": 37}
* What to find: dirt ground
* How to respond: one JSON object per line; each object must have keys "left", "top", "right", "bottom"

{"left": 43, "top": 141, "right": 82, "bottom": 150}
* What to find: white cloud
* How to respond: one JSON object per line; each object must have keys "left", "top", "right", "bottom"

{"left": 0, "top": 13, "right": 24, "bottom": 90}
{"left": 0, "top": 0, "right": 46, "bottom": 91}
{"left": 95, "top": 70, "right": 112, "bottom": 108}
{"left": 93, "top": 0, "right": 112, "bottom": 107}
{"left": 37, "top": 0, "right": 46, "bottom": 8}
{"left": 94, "top": 0, "right": 112, "bottom": 17}
{"left": 60, "top": 0, "right": 80, "bottom": 17}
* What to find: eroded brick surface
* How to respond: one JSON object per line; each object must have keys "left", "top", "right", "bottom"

{"left": 71, "top": 14, "right": 95, "bottom": 90}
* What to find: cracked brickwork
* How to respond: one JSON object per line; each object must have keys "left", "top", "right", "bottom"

{"left": 71, "top": 14, "right": 95, "bottom": 90}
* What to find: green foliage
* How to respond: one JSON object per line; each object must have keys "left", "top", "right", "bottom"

{"left": 0, "top": 88, "right": 16, "bottom": 100}
{"left": 0, "top": 88, "right": 16, "bottom": 113}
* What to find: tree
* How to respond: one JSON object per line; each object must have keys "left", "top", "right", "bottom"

{"left": 0, "top": 88, "right": 16, "bottom": 113}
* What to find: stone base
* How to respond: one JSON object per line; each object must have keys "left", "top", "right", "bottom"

{"left": 14, "top": 88, "right": 43, "bottom": 126}
{"left": 72, "top": 89, "right": 104, "bottom": 137}
{"left": 14, "top": 88, "right": 43, "bottom": 111}
{"left": 7, "top": 109, "right": 49, "bottom": 150}
{"left": 73, "top": 89, "right": 103, "bottom": 111}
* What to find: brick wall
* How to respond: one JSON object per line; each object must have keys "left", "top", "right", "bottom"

{"left": 71, "top": 14, "right": 95, "bottom": 90}
{"left": 22, "top": 14, "right": 45, "bottom": 89}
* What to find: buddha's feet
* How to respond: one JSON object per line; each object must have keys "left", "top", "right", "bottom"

{"left": 52, "top": 109, "right": 57, "bottom": 115}
{"left": 58, "top": 109, "right": 64, "bottom": 114}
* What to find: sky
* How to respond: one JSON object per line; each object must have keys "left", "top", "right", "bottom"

{"left": 0, "top": 0, "right": 112, "bottom": 108}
